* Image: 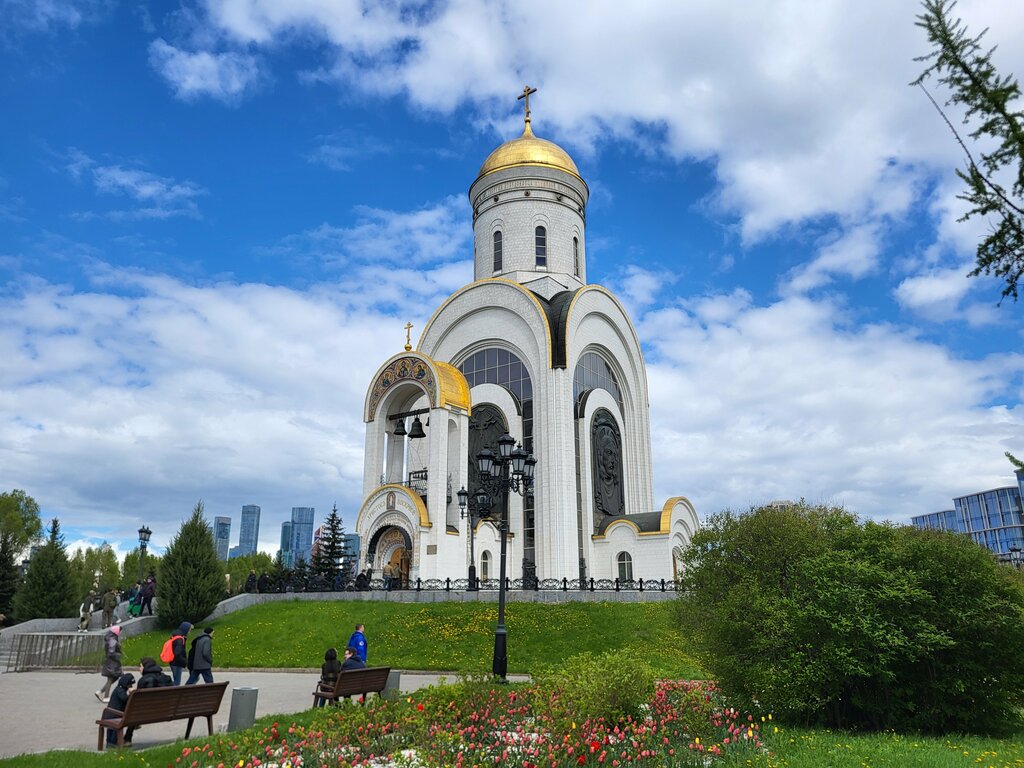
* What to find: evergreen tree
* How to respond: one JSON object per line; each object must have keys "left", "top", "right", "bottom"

{"left": 312, "top": 503, "right": 345, "bottom": 580}
{"left": 338, "top": 526, "right": 357, "bottom": 590}
{"left": 270, "top": 549, "right": 287, "bottom": 589}
{"left": 158, "top": 501, "right": 224, "bottom": 629}
{"left": 292, "top": 555, "right": 310, "bottom": 590}
{"left": 12, "top": 519, "right": 77, "bottom": 621}
{"left": 914, "top": 0, "right": 1024, "bottom": 302}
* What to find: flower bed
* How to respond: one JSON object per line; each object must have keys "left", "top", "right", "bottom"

{"left": 171, "top": 680, "right": 765, "bottom": 768}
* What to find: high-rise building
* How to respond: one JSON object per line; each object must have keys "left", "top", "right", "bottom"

{"left": 214, "top": 516, "right": 231, "bottom": 561}
{"left": 912, "top": 469, "right": 1024, "bottom": 557}
{"left": 239, "top": 504, "right": 261, "bottom": 557}
{"left": 290, "top": 507, "right": 315, "bottom": 566}
{"left": 280, "top": 521, "right": 293, "bottom": 567}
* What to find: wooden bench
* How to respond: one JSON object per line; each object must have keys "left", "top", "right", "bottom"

{"left": 312, "top": 666, "right": 391, "bottom": 706}
{"left": 95, "top": 681, "right": 229, "bottom": 750}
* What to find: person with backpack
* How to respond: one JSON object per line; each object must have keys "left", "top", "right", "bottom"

{"left": 185, "top": 627, "right": 215, "bottom": 685}
{"left": 161, "top": 622, "right": 192, "bottom": 685}
{"left": 101, "top": 588, "right": 118, "bottom": 628}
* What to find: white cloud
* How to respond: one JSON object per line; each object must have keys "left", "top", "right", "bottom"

{"left": 2, "top": 0, "right": 110, "bottom": 33}
{"left": 784, "top": 223, "right": 883, "bottom": 294}
{"left": 640, "top": 294, "right": 1024, "bottom": 524}
{"left": 268, "top": 196, "right": 472, "bottom": 269}
{"left": 148, "top": 38, "right": 261, "bottom": 103}
{"left": 64, "top": 149, "right": 206, "bottom": 220}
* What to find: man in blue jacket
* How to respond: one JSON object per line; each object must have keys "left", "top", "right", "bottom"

{"left": 347, "top": 623, "right": 367, "bottom": 663}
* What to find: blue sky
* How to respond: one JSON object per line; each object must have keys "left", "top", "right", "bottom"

{"left": 2, "top": 0, "right": 1022, "bottom": 560}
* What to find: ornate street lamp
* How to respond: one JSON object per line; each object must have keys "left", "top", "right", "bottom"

{"left": 457, "top": 487, "right": 494, "bottom": 591}
{"left": 138, "top": 525, "right": 152, "bottom": 582}
{"left": 467, "top": 432, "right": 536, "bottom": 681}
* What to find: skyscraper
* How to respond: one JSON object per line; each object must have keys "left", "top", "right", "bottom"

{"left": 239, "top": 504, "right": 261, "bottom": 556}
{"left": 290, "top": 507, "right": 315, "bottom": 566}
{"left": 280, "top": 521, "right": 293, "bottom": 567}
{"left": 214, "top": 516, "right": 231, "bottom": 561}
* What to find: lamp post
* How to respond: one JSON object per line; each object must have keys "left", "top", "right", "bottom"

{"left": 468, "top": 433, "right": 536, "bottom": 681}
{"left": 137, "top": 525, "right": 152, "bottom": 582}
{"left": 457, "top": 486, "right": 494, "bottom": 591}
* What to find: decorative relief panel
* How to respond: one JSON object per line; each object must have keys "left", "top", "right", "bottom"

{"left": 367, "top": 356, "right": 437, "bottom": 422}
{"left": 591, "top": 408, "right": 625, "bottom": 519}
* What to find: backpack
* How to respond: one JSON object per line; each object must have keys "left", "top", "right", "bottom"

{"left": 160, "top": 635, "right": 180, "bottom": 663}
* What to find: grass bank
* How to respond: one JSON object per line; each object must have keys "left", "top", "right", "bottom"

{"left": 123, "top": 599, "right": 702, "bottom": 676}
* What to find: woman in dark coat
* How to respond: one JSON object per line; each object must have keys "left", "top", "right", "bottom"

{"left": 314, "top": 647, "right": 342, "bottom": 707}
{"left": 102, "top": 673, "right": 135, "bottom": 746}
{"left": 137, "top": 656, "right": 174, "bottom": 688}
{"left": 96, "top": 625, "right": 122, "bottom": 702}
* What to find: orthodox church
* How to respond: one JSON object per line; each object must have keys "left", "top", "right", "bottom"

{"left": 354, "top": 88, "right": 699, "bottom": 587}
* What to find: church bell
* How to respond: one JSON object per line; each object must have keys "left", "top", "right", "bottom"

{"left": 393, "top": 418, "right": 407, "bottom": 437}
{"left": 407, "top": 415, "right": 426, "bottom": 439}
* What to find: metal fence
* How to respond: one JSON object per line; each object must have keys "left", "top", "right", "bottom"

{"left": 272, "top": 576, "right": 679, "bottom": 594}
{"left": 5, "top": 632, "right": 104, "bottom": 673}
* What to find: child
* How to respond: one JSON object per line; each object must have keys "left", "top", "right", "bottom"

{"left": 102, "top": 672, "right": 135, "bottom": 747}
{"left": 315, "top": 647, "right": 342, "bottom": 707}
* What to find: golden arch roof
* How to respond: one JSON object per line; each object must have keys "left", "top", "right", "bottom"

{"left": 364, "top": 352, "right": 471, "bottom": 422}
{"left": 477, "top": 122, "right": 581, "bottom": 182}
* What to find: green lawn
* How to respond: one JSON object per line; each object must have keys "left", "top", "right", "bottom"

{"left": 123, "top": 599, "right": 702, "bottom": 677}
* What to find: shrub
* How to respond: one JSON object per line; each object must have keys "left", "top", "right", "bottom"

{"left": 534, "top": 648, "right": 657, "bottom": 722}
{"left": 677, "top": 501, "right": 1024, "bottom": 734}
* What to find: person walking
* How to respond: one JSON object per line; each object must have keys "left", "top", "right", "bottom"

{"left": 347, "top": 623, "right": 367, "bottom": 663}
{"left": 140, "top": 577, "right": 156, "bottom": 616}
{"left": 79, "top": 590, "right": 96, "bottom": 632}
{"left": 185, "top": 627, "right": 215, "bottom": 684}
{"left": 95, "top": 625, "right": 122, "bottom": 702}
{"left": 101, "top": 587, "right": 118, "bottom": 628}
{"left": 168, "top": 622, "right": 192, "bottom": 685}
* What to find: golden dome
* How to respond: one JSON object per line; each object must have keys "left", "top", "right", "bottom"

{"left": 477, "top": 121, "right": 581, "bottom": 181}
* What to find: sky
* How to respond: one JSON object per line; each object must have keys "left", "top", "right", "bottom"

{"left": 2, "top": 0, "right": 1023, "bottom": 562}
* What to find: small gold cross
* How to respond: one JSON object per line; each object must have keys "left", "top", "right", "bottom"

{"left": 404, "top": 322, "right": 413, "bottom": 351}
{"left": 517, "top": 85, "right": 537, "bottom": 123}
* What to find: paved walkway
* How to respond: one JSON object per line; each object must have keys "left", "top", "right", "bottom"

{"left": 0, "top": 668, "right": 521, "bottom": 758}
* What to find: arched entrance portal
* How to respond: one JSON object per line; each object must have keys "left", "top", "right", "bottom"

{"left": 367, "top": 525, "right": 413, "bottom": 588}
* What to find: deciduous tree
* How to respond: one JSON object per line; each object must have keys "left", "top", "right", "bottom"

{"left": 677, "top": 501, "right": 1024, "bottom": 734}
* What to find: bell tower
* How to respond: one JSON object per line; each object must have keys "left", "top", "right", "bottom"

{"left": 468, "top": 86, "right": 589, "bottom": 300}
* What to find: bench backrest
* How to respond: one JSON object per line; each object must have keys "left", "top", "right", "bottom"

{"left": 121, "top": 682, "right": 229, "bottom": 726}
{"left": 332, "top": 666, "right": 391, "bottom": 696}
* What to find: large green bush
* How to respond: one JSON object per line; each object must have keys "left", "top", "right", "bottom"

{"left": 534, "top": 649, "right": 657, "bottom": 722}
{"left": 677, "top": 501, "right": 1024, "bottom": 734}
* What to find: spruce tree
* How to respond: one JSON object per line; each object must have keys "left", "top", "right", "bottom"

{"left": 0, "top": 537, "right": 21, "bottom": 619}
{"left": 158, "top": 501, "right": 224, "bottom": 629}
{"left": 12, "top": 519, "right": 77, "bottom": 621}
{"left": 312, "top": 503, "right": 345, "bottom": 580}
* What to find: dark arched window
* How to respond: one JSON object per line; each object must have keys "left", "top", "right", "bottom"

{"left": 573, "top": 236, "right": 579, "bottom": 276}
{"left": 481, "top": 550, "right": 492, "bottom": 580}
{"left": 493, "top": 231, "right": 502, "bottom": 272}
{"left": 535, "top": 226, "right": 547, "bottom": 267}
{"left": 617, "top": 551, "right": 633, "bottom": 583}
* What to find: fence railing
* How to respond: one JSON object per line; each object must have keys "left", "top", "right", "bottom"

{"left": 269, "top": 577, "right": 679, "bottom": 594}
{"left": 6, "top": 632, "right": 104, "bottom": 673}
